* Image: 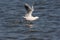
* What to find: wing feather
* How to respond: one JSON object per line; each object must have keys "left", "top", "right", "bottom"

{"left": 24, "top": 3, "right": 32, "bottom": 11}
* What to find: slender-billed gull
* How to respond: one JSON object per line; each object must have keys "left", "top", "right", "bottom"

{"left": 23, "top": 3, "right": 39, "bottom": 21}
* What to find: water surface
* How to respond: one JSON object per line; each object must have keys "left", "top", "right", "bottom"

{"left": 0, "top": 0, "right": 60, "bottom": 40}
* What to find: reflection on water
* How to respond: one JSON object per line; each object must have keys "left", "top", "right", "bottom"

{"left": 25, "top": 24, "right": 33, "bottom": 28}
{"left": 24, "top": 23, "right": 38, "bottom": 32}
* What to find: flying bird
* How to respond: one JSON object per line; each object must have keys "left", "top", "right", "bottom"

{"left": 23, "top": 3, "right": 39, "bottom": 21}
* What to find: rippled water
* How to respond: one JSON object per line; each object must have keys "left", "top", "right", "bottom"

{"left": 0, "top": 0, "right": 60, "bottom": 40}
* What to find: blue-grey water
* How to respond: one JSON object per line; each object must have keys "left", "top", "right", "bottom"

{"left": 0, "top": 0, "right": 60, "bottom": 40}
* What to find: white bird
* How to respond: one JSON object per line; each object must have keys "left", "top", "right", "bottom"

{"left": 23, "top": 3, "right": 39, "bottom": 21}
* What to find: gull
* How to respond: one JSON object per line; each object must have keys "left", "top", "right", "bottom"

{"left": 23, "top": 3, "right": 39, "bottom": 21}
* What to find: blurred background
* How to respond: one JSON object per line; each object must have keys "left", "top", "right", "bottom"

{"left": 0, "top": 0, "right": 60, "bottom": 40}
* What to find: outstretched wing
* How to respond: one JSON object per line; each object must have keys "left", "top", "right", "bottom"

{"left": 24, "top": 3, "right": 32, "bottom": 11}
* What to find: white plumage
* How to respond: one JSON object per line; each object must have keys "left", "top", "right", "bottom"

{"left": 23, "top": 3, "right": 39, "bottom": 21}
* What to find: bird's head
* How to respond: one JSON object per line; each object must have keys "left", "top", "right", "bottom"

{"left": 35, "top": 16, "right": 39, "bottom": 19}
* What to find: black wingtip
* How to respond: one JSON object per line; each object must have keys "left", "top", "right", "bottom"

{"left": 24, "top": 3, "right": 31, "bottom": 11}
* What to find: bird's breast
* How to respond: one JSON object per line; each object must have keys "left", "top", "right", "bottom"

{"left": 24, "top": 16, "right": 36, "bottom": 21}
